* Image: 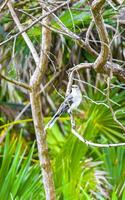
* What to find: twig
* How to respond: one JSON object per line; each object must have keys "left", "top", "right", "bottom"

{"left": 0, "top": 73, "right": 31, "bottom": 91}
{"left": 82, "top": 94, "right": 109, "bottom": 108}
{"left": 72, "top": 128, "right": 125, "bottom": 147}
{"left": 85, "top": 20, "right": 98, "bottom": 56}
{"left": 0, "top": 1, "right": 70, "bottom": 47}
{"left": 85, "top": 20, "right": 94, "bottom": 44}
{"left": 68, "top": 63, "right": 93, "bottom": 72}
{"left": 15, "top": 8, "right": 70, "bottom": 36}
{"left": 65, "top": 71, "right": 74, "bottom": 97}
{"left": 109, "top": 15, "right": 120, "bottom": 47}
{"left": 38, "top": 71, "right": 61, "bottom": 95}
{"left": 7, "top": 2, "right": 39, "bottom": 66}
{"left": 0, "top": 0, "right": 9, "bottom": 12}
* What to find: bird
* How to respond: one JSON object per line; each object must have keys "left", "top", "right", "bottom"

{"left": 45, "top": 85, "right": 82, "bottom": 130}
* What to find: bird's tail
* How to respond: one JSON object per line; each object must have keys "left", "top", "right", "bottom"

{"left": 45, "top": 113, "right": 60, "bottom": 130}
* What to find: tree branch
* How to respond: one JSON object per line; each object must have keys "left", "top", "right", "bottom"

{"left": 7, "top": 1, "right": 39, "bottom": 66}
{"left": 0, "top": 1, "right": 70, "bottom": 47}
{"left": 69, "top": 106, "right": 125, "bottom": 148}
{"left": 0, "top": 73, "right": 31, "bottom": 91}
{"left": 111, "top": 0, "right": 124, "bottom": 5}
{"left": 0, "top": 0, "right": 9, "bottom": 12}
{"left": 29, "top": 1, "right": 56, "bottom": 199}
{"left": 72, "top": 128, "right": 125, "bottom": 147}
{"left": 68, "top": 1, "right": 125, "bottom": 83}
{"left": 91, "top": 0, "right": 109, "bottom": 71}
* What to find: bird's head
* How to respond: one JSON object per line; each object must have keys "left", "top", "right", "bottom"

{"left": 72, "top": 85, "right": 80, "bottom": 91}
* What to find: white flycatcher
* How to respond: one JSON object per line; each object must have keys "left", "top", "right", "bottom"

{"left": 45, "top": 85, "right": 82, "bottom": 129}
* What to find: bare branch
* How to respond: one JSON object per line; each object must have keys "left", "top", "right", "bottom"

{"left": 72, "top": 128, "right": 125, "bottom": 147}
{"left": 91, "top": 0, "right": 109, "bottom": 71}
{"left": 0, "top": 73, "right": 31, "bottom": 91}
{"left": 68, "top": 63, "right": 93, "bottom": 72}
{"left": 0, "top": 1, "right": 70, "bottom": 47}
{"left": 111, "top": 0, "right": 124, "bottom": 5}
{"left": 45, "top": 4, "right": 97, "bottom": 57}
{"left": 85, "top": 20, "right": 98, "bottom": 56}
{"left": 15, "top": 8, "right": 70, "bottom": 36}
{"left": 7, "top": 1, "right": 39, "bottom": 66}
{"left": 0, "top": 0, "right": 9, "bottom": 12}
{"left": 69, "top": 106, "right": 125, "bottom": 148}
{"left": 65, "top": 71, "right": 74, "bottom": 97}
{"left": 38, "top": 71, "right": 61, "bottom": 95}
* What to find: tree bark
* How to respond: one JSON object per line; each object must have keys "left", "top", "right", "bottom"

{"left": 30, "top": 89, "right": 55, "bottom": 200}
{"left": 30, "top": 1, "right": 56, "bottom": 199}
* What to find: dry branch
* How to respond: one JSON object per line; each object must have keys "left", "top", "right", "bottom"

{"left": 0, "top": 73, "right": 31, "bottom": 91}
{"left": 7, "top": 1, "right": 39, "bottom": 66}
{"left": 72, "top": 128, "right": 125, "bottom": 147}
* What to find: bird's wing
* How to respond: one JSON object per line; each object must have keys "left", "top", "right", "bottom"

{"left": 57, "top": 94, "right": 73, "bottom": 114}
{"left": 45, "top": 93, "right": 73, "bottom": 129}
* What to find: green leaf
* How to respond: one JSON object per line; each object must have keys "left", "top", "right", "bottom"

{"left": 0, "top": 134, "right": 43, "bottom": 200}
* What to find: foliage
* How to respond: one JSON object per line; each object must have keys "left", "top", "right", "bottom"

{"left": 0, "top": 134, "right": 44, "bottom": 200}
{"left": 0, "top": 0, "right": 125, "bottom": 199}
{"left": 46, "top": 81, "right": 125, "bottom": 199}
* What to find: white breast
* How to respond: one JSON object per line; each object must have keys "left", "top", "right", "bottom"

{"left": 68, "top": 88, "right": 82, "bottom": 113}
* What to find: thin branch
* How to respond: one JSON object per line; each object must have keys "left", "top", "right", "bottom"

{"left": 15, "top": 8, "right": 70, "bottom": 36}
{"left": 85, "top": 20, "right": 98, "bottom": 56}
{"left": 38, "top": 71, "right": 61, "bottom": 95}
{"left": 72, "top": 128, "right": 125, "bottom": 147}
{"left": 111, "top": 0, "right": 124, "bottom": 5}
{"left": 65, "top": 71, "right": 74, "bottom": 97}
{"left": 0, "top": 73, "right": 31, "bottom": 91}
{"left": 86, "top": 21, "right": 94, "bottom": 41}
{"left": 82, "top": 94, "right": 109, "bottom": 108}
{"left": 69, "top": 107, "right": 125, "bottom": 147}
{"left": 68, "top": 63, "right": 93, "bottom": 72}
{"left": 7, "top": 1, "right": 39, "bottom": 66}
{"left": 0, "top": 0, "right": 9, "bottom": 12}
{"left": 45, "top": 3, "right": 97, "bottom": 57}
{"left": 0, "top": 1, "right": 70, "bottom": 47}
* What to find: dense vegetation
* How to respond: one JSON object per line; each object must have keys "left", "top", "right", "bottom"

{"left": 0, "top": 0, "right": 125, "bottom": 199}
